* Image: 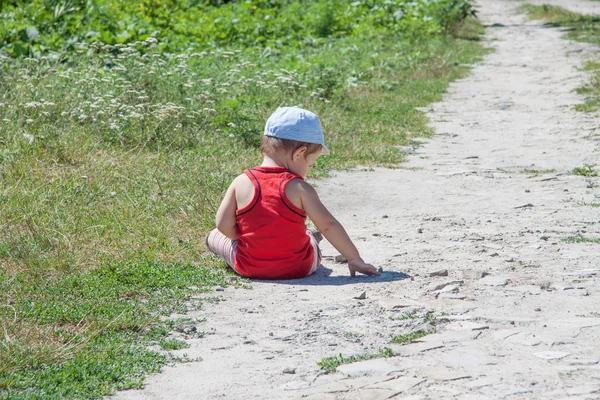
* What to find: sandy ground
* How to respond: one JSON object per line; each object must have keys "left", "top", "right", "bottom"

{"left": 114, "top": 1, "right": 600, "bottom": 399}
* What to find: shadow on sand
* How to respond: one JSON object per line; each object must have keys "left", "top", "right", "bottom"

{"left": 254, "top": 266, "right": 411, "bottom": 286}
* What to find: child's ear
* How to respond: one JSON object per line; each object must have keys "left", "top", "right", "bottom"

{"left": 292, "top": 146, "right": 307, "bottom": 161}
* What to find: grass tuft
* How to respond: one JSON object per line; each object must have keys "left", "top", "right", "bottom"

{"left": 317, "top": 348, "right": 393, "bottom": 372}
{"left": 390, "top": 330, "right": 435, "bottom": 344}
{"left": 571, "top": 165, "right": 598, "bottom": 177}
{"left": 561, "top": 235, "right": 600, "bottom": 244}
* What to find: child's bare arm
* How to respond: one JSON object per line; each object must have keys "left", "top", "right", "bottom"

{"left": 215, "top": 180, "right": 239, "bottom": 240}
{"left": 296, "top": 181, "right": 380, "bottom": 276}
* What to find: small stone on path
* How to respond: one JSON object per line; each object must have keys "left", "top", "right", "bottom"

{"left": 354, "top": 291, "right": 367, "bottom": 300}
{"left": 334, "top": 254, "right": 347, "bottom": 263}
{"left": 283, "top": 367, "right": 296, "bottom": 374}
{"left": 430, "top": 269, "right": 448, "bottom": 277}
{"left": 427, "top": 280, "right": 463, "bottom": 292}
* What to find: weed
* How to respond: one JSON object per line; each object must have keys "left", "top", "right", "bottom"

{"left": 390, "top": 330, "right": 435, "bottom": 344}
{"left": 571, "top": 165, "right": 598, "bottom": 177}
{"left": 159, "top": 338, "right": 190, "bottom": 351}
{"left": 576, "top": 312, "right": 600, "bottom": 318}
{"left": 578, "top": 202, "right": 600, "bottom": 207}
{"left": 343, "top": 332, "right": 362, "bottom": 340}
{"left": 561, "top": 235, "right": 600, "bottom": 244}
{"left": 522, "top": 168, "right": 556, "bottom": 175}
{"left": 317, "top": 348, "right": 393, "bottom": 372}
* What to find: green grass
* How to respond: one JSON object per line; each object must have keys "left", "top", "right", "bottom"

{"left": 317, "top": 348, "right": 393, "bottom": 372}
{"left": 158, "top": 338, "right": 190, "bottom": 351}
{"left": 579, "top": 202, "right": 600, "bottom": 207}
{"left": 389, "top": 312, "right": 436, "bottom": 321}
{"left": 561, "top": 235, "right": 600, "bottom": 244}
{"left": 571, "top": 165, "right": 598, "bottom": 177}
{"left": 521, "top": 168, "right": 556, "bottom": 175}
{"left": 390, "top": 330, "right": 435, "bottom": 344}
{"left": 0, "top": 258, "right": 233, "bottom": 398}
{"left": 521, "top": 4, "right": 600, "bottom": 112}
{"left": 0, "top": 0, "right": 487, "bottom": 397}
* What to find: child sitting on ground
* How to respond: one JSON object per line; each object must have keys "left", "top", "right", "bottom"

{"left": 206, "top": 106, "right": 380, "bottom": 280}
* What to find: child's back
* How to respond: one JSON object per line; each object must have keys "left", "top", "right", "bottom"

{"left": 233, "top": 166, "right": 316, "bottom": 279}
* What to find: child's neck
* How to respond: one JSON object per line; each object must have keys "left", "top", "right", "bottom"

{"left": 261, "top": 154, "right": 291, "bottom": 170}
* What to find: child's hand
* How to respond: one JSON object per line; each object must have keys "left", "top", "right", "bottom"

{"left": 348, "top": 258, "right": 381, "bottom": 277}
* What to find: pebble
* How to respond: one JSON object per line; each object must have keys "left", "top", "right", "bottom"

{"left": 215, "top": 287, "right": 225, "bottom": 292}
{"left": 283, "top": 367, "right": 296, "bottom": 374}
{"left": 427, "top": 280, "right": 463, "bottom": 292}
{"left": 430, "top": 269, "right": 449, "bottom": 277}
{"left": 334, "top": 254, "right": 347, "bottom": 263}
{"left": 354, "top": 291, "right": 367, "bottom": 300}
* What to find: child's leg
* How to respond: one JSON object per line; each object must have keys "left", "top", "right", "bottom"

{"left": 306, "top": 230, "right": 323, "bottom": 276}
{"left": 205, "top": 229, "right": 237, "bottom": 269}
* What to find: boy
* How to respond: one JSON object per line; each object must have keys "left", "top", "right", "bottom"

{"left": 206, "top": 106, "right": 380, "bottom": 280}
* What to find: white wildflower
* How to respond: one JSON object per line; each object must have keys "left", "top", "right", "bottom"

{"left": 26, "top": 118, "right": 34, "bottom": 124}
{"left": 23, "top": 133, "right": 34, "bottom": 144}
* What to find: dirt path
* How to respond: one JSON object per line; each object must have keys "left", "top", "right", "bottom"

{"left": 114, "top": 1, "right": 600, "bottom": 399}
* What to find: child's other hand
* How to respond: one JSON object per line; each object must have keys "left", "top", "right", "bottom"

{"left": 348, "top": 258, "right": 381, "bottom": 277}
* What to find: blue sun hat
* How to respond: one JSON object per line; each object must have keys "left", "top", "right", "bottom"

{"left": 264, "top": 106, "right": 330, "bottom": 154}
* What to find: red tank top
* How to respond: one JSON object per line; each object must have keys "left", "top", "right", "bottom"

{"left": 234, "top": 166, "right": 314, "bottom": 279}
